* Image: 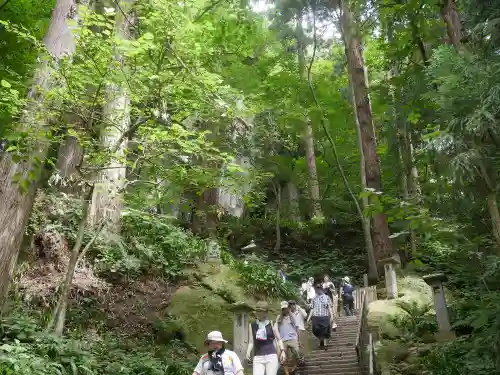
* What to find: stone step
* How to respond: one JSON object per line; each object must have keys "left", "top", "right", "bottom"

{"left": 307, "top": 352, "right": 357, "bottom": 360}
{"left": 302, "top": 367, "right": 360, "bottom": 375}
{"left": 308, "top": 349, "right": 357, "bottom": 355}
{"left": 307, "top": 354, "right": 357, "bottom": 361}
{"left": 309, "top": 329, "right": 358, "bottom": 334}
{"left": 308, "top": 340, "right": 357, "bottom": 346}
{"left": 303, "top": 363, "right": 360, "bottom": 371}
{"left": 306, "top": 360, "right": 359, "bottom": 368}
{"left": 302, "top": 371, "right": 360, "bottom": 375}
{"left": 308, "top": 340, "right": 356, "bottom": 344}
{"left": 305, "top": 335, "right": 357, "bottom": 340}
{"left": 309, "top": 337, "right": 357, "bottom": 341}
{"left": 308, "top": 334, "right": 357, "bottom": 339}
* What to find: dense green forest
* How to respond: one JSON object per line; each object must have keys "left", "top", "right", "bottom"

{"left": 0, "top": 0, "right": 499, "bottom": 374}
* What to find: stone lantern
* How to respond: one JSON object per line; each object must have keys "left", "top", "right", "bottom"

{"left": 228, "top": 302, "right": 254, "bottom": 364}
{"left": 423, "top": 273, "right": 455, "bottom": 341}
{"left": 206, "top": 239, "right": 222, "bottom": 263}
{"left": 379, "top": 255, "right": 400, "bottom": 299}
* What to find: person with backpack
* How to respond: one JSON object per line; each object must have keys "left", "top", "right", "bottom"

{"left": 288, "top": 300, "right": 307, "bottom": 349}
{"left": 275, "top": 301, "right": 302, "bottom": 375}
{"left": 306, "top": 284, "right": 335, "bottom": 349}
{"left": 246, "top": 301, "right": 286, "bottom": 375}
{"left": 322, "top": 275, "right": 336, "bottom": 301}
{"left": 193, "top": 331, "right": 244, "bottom": 375}
{"left": 341, "top": 276, "right": 355, "bottom": 316}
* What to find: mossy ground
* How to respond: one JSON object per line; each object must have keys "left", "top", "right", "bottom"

{"left": 368, "top": 270, "right": 450, "bottom": 375}
{"left": 368, "top": 271, "right": 433, "bottom": 336}
{"left": 169, "top": 263, "right": 281, "bottom": 351}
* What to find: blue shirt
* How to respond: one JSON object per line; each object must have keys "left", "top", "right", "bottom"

{"left": 343, "top": 283, "right": 354, "bottom": 296}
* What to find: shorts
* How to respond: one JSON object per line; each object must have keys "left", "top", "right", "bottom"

{"left": 283, "top": 339, "right": 299, "bottom": 360}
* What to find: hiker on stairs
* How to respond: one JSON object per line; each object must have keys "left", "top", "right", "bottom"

{"left": 246, "top": 301, "right": 286, "bottom": 375}
{"left": 341, "top": 276, "right": 355, "bottom": 316}
{"left": 276, "top": 301, "right": 302, "bottom": 375}
{"left": 288, "top": 300, "right": 307, "bottom": 351}
{"left": 322, "top": 275, "right": 335, "bottom": 301}
{"left": 193, "top": 331, "right": 244, "bottom": 375}
{"left": 306, "top": 284, "right": 335, "bottom": 350}
{"left": 305, "top": 277, "right": 315, "bottom": 304}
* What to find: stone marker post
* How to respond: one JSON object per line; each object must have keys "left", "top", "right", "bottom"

{"left": 423, "top": 273, "right": 455, "bottom": 341}
{"left": 206, "top": 239, "right": 222, "bottom": 263}
{"left": 228, "top": 303, "right": 253, "bottom": 365}
{"left": 379, "top": 256, "right": 400, "bottom": 299}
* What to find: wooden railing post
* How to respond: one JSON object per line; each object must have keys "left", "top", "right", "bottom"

{"left": 355, "top": 275, "right": 378, "bottom": 375}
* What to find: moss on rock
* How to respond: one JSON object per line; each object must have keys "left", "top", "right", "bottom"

{"left": 369, "top": 271, "right": 442, "bottom": 375}
{"left": 169, "top": 264, "right": 280, "bottom": 351}
{"left": 368, "top": 272, "right": 433, "bottom": 337}
{"left": 169, "top": 285, "right": 234, "bottom": 350}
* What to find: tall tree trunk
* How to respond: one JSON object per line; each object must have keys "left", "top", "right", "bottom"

{"left": 440, "top": 0, "right": 462, "bottom": 48}
{"left": 486, "top": 192, "right": 500, "bottom": 249}
{"left": 405, "top": 133, "right": 421, "bottom": 199}
{"left": 55, "top": 135, "right": 84, "bottom": 193}
{"left": 351, "top": 81, "right": 378, "bottom": 282}
{"left": 192, "top": 188, "right": 219, "bottom": 237}
{"left": 89, "top": 0, "right": 133, "bottom": 233}
{"left": 48, "top": 186, "right": 93, "bottom": 335}
{"left": 297, "top": 11, "right": 323, "bottom": 219}
{"left": 285, "top": 181, "right": 301, "bottom": 222}
{"left": 273, "top": 181, "right": 281, "bottom": 252}
{"left": 341, "top": 0, "right": 394, "bottom": 262}
{"left": 0, "top": 0, "right": 79, "bottom": 307}
{"left": 403, "top": 132, "right": 421, "bottom": 256}
{"left": 387, "top": 24, "right": 418, "bottom": 259}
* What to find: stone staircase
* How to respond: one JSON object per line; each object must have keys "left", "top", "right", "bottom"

{"left": 302, "top": 315, "right": 361, "bottom": 375}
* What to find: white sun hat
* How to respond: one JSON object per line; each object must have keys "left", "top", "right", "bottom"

{"left": 280, "top": 301, "right": 289, "bottom": 309}
{"left": 205, "top": 331, "right": 228, "bottom": 345}
{"left": 342, "top": 276, "right": 350, "bottom": 283}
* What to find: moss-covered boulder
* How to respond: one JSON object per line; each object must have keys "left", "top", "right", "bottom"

{"left": 368, "top": 272, "right": 433, "bottom": 337}
{"left": 169, "top": 263, "right": 280, "bottom": 351}
{"left": 369, "top": 271, "right": 449, "bottom": 375}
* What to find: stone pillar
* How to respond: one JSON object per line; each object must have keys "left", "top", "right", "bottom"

{"left": 229, "top": 303, "right": 253, "bottom": 364}
{"left": 207, "top": 239, "right": 221, "bottom": 263}
{"left": 379, "top": 257, "right": 399, "bottom": 299}
{"left": 423, "top": 273, "right": 455, "bottom": 341}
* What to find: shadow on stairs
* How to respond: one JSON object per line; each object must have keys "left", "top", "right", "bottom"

{"left": 302, "top": 316, "right": 361, "bottom": 375}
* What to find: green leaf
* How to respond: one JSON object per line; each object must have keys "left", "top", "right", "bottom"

{"left": 1, "top": 79, "right": 11, "bottom": 88}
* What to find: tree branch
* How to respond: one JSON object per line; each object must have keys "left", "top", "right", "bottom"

{"left": 0, "top": 0, "right": 11, "bottom": 12}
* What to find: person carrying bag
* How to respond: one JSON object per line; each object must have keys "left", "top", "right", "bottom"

{"left": 246, "top": 301, "right": 286, "bottom": 375}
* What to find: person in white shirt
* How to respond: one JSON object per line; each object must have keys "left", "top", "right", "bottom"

{"left": 300, "top": 279, "right": 308, "bottom": 300}
{"left": 287, "top": 300, "right": 307, "bottom": 350}
{"left": 193, "top": 331, "right": 244, "bottom": 375}
{"left": 306, "top": 277, "right": 316, "bottom": 303}
{"left": 322, "top": 275, "right": 338, "bottom": 331}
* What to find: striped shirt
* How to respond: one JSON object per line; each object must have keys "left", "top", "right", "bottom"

{"left": 310, "top": 293, "right": 332, "bottom": 317}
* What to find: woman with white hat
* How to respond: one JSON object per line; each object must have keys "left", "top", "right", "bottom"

{"left": 341, "top": 276, "right": 355, "bottom": 316}
{"left": 193, "top": 331, "right": 244, "bottom": 375}
{"left": 246, "top": 301, "right": 286, "bottom": 375}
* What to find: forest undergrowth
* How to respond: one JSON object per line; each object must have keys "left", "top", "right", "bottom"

{"left": 2, "top": 0, "right": 500, "bottom": 374}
